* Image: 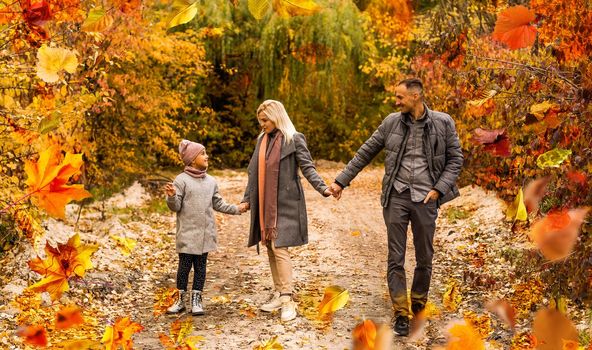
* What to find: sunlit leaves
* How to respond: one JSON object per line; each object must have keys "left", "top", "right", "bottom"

{"left": 55, "top": 305, "right": 84, "bottom": 329}
{"left": 16, "top": 324, "right": 48, "bottom": 347}
{"left": 467, "top": 90, "right": 497, "bottom": 107}
{"left": 528, "top": 208, "right": 590, "bottom": 261}
{"left": 317, "top": 285, "right": 349, "bottom": 316}
{"left": 253, "top": 336, "right": 283, "bottom": 350}
{"left": 153, "top": 288, "right": 178, "bottom": 316}
{"left": 101, "top": 317, "right": 143, "bottom": 350}
{"left": 529, "top": 101, "right": 558, "bottom": 120}
{"left": 536, "top": 148, "right": 572, "bottom": 169}
{"left": 81, "top": 8, "right": 114, "bottom": 32}
{"left": 36, "top": 45, "right": 78, "bottom": 83}
{"left": 166, "top": 0, "right": 198, "bottom": 29}
{"left": 24, "top": 145, "right": 91, "bottom": 218}
{"left": 110, "top": 235, "right": 137, "bottom": 256}
{"left": 532, "top": 308, "right": 578, "bottom": 350}
{"left": 506, "top": 188, "right": 527, "bottom": 222}
{"left": 492, "top": 6, "right": 537, "bottom": 49}
{"left": 159, "top": 317, "right": 204, "bottom": 350}
{"left": 28, "top": 233, "right": 98, "bottom": 300}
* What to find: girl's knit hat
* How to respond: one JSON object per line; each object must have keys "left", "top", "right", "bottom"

{"left": 179, "top": 139, "right": 205, "bottom": 166}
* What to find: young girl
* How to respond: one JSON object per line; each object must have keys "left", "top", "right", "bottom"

{"left": 165, "top": 139, "right": 247, "bottom": 315}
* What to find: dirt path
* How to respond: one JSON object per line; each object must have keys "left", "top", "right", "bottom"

{"left": 0, "top": 163, "right": 511, "bottom": 349}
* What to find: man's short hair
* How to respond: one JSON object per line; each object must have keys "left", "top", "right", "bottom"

{"left": 397, "top": 78, "right": 423, "bottom": 94}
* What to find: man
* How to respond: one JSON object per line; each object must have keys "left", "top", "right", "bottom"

{"left": 330, "top": 78, "right": 463, "bottom": 336}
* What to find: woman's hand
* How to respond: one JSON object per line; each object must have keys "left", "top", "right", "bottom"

{"left": 164, "top": 183, "right": 176, "bottom": 197}
{"left": 323, "top": 187, "right": 333, "bottom": 197}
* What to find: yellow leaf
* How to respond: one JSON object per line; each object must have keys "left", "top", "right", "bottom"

{"left": 101, "top": 317, "right": 143, "bottom": 350}
{"left": 81, "top": 8, "right": 114, "bottom": 32}
{"left": 318, "top": 285, "right": 349, "bottom": 315}
{"left": 467, "top": 90, "right": 497, "bottom": 107}
{"left": 506, "top": 188, "right": 528, "bottom": 222}
{"left": 36, "top": 45, "right": 78, "bottom": 83}
{"left": 167, "top": 0, "right": 198, "bottom": 29}
{"left": 110, "top": 235, "right": 137, "bottom": 256}
{"left": 253, "top": 336, "right": 283, "bottom": 350}
{"left": 442, "top": 280, "right": 462, "bottom": 311}
{"left": 54, "top": 339, "right": 103, "bottom": 349}
{"left": 536, "top": 148, "right": 572, "bottom": 169}
{"left": 351, "top": 230, "right": 361, "bottom": 236}
{"left": 248, "top": 0, "right": 271, "bottom": 19}
{"left": 278, "top": 0, "right": 320, "bottom": 16}
{"left": 530, "top": 100, "right": 558, "bottom": 120}
{"left": 28, "top": 233, "right": 98, "bottom": 300}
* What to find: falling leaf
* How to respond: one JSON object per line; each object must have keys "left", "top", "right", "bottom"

{"left": 17, "top": 325, "right": 48, "bottom": 347}
{"left": 318, "top": 285, "right": 349, "bottom": 315}
{"left": 273, "top": 0, "right": 321, "bottom": 18}
{"left": 467, "top": 90, "right": 497, "bottom": 107}
{"left": 530, "top": 101, "right": 559, "bottom": 120}
{"left": 562, "top": 339, "right": 579, "bottom": 350}
{"left": 81, "top": 8, "right": 114, "bottom": 32}
{"left": 506, "top": 188, "right": 528, "bottom": 222}
{"left": 536, "top": 148, "right": 572, "bottom": 169}
{"left": 485, "top": 299, "right": 516, "bottom": 329}
{"left": 110, "top": 235, "right": 137, "bottom": 256}
{"left": 528, "top": 208, "right": 590, "bottom": 261}
{"left": 36, "top": 45, "right": 78, "bottom": 83}
{"left": 409, "top": 301, "right": 441, "bottom": 341}
{"left": 462, "top": 311, "right": 492, "bottom": 338}
{"left": 444, "top": 321, "right": 485, "bottom": 350}
{"left": 472, "top": 128, "right": 511, "bottom": 157}
{"left": 492, "top": 5, "right": 537, "bottom": 49}
{"left": 352, "top": 319, "right": 376, "bottom": 350}
{"left": 24, "top": 145, "right": 92, "bottom": 218}
{"left": 532, "top": 308, "right": 578, "bottom": 350}
{"left": 167, "top": 0, "right": 198, "bottom": 29}
{"left": 523, "top": 177, "right": 550, "bottom": 214}
{"left": 28, "top": 233, "right": 98, "bottom": 300}
{"left": 373, "top": 324, "right": 393, "bottom": 350}
{"left": 248, "top": 0, "right": 271, "bottom": 19}
{"left": 159, "top": 317, "right": 202, "bottom": 349}
{"left": 253, "top": 336, "right": 283, "bottom": 350}
{"left": 442, "top": 280, "right": 462, "bottom": 311}
{"left": 55, "top": 305, "right": 84, "bottom": 329}
{"left": 101, "top": 317, "right": 143, "bottom": 350}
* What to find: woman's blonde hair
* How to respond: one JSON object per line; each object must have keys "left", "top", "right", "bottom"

{"left": 257, "top": 99, "right": 297, "bottom": 144}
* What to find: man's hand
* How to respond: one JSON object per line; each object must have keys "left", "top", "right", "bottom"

{"left": 330, "top": 182, "right": 343, "bottom": 200}
{"left": 423, "top": 190, "right": 440, "bottom": 204}
{"left": 165, "top": 183, "right": 176, "bottom": 197}
{"left": 238, "top": 202, "right": 250, "bottom": 213}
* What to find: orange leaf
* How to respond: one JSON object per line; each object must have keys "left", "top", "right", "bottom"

{"left": 17, "top": 324, "right": 48, "bottom": 347}
{"left": 24, "top": 145, "right": 91, "bottom": 218}
{"left": 445, "top": 321, "right": 485, "bottom": 350}
{"left": 55, "top": 305, "right": 84, "bottom": 329}
{"left": 492, "top": 5, "right": 537, "bottom": 49}
{"left": 528, "top": 208, "right": 590, "bottom": 261}
{"left": 532, "top": 308, "right": 578, "bottom": 350}
{"left": 352, "top": 319, "right": 376, "bottom": 350}
{"left": 101, "top": 317, "right": 143, "bottom": 350}
{"left": 567, "top": 170, "right": 587, "bottom": 186}
{"left": 28, "top": 233, "right": 98, "bottom": 300}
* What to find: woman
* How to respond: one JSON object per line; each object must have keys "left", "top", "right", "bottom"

{"left": 242, "top": 100, "right": 332, "bottom": 322}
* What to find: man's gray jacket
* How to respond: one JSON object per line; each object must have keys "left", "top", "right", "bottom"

{"left": 335, "top": 106, "right": 464, "bottom": 207}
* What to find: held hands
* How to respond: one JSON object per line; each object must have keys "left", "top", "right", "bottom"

{"left": 164, "top": 182, "right": 176, "bottom": 197}
{"left": 238, "top": 202, "right": 250, "bottom": 213}
{"left": 329, "top": 182, "right": 343, "bottom": 200}
{"left": 423, "top": 190, "right": 440, "bottom": 204}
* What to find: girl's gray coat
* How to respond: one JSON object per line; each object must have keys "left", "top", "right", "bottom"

{"left": 242, "top": 132, "right": 329, "bottom": 248}
{"left": 167, "top": 173, "right": 239, "bottom": 255}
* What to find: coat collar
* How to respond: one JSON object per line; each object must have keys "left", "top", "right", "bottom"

{"left": 401, "top": 103, "right": 433, "bottom": 128}
{"left": 256, "top": 132, "right": 296, "bottom": 160}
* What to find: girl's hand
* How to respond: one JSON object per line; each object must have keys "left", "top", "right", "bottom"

{"left": 238, "top": 202, "right": 250, "bottom": 213}
{"left": 323, "top": 187, "right": 334, "bottom": 197}
{"left": 165, "top": 183, "right": 176, "bottom": 197}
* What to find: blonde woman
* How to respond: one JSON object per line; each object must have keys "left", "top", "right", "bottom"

{"left": 241, "top": 100, "right": 332, "bottom": 322}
